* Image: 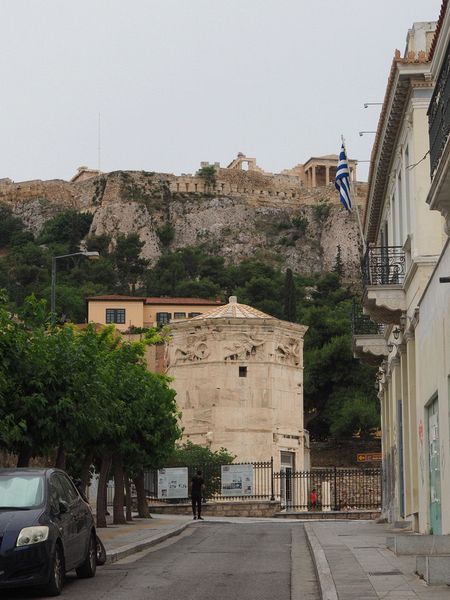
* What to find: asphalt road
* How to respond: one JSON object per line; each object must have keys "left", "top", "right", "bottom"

{"left": 4, "top": 522, "right": 319, "bottom": 600}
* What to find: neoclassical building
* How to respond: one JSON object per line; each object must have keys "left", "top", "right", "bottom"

{"left": 166, "top": 297, "right": 309, "bottom": 472}
{"left": 351, "top": 19, "right": 450, "bottom": 533}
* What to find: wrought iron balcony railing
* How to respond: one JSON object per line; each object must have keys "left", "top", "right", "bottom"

{"left": 429, "top": 42, "right": 450, "bottom": 177}
{"left": 362, "top": 246, "right": 406, "bottom": 286}
{"left": 351, "top": 302, "right": 385, "bottom": 335}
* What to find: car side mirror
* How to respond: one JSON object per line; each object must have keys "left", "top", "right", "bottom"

{"left": 58, "top": 500, "right": 69, "bottom": 514}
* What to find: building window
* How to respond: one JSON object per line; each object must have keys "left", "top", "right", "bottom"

{"left": 188, "top": 312, "right": 202, "bottom": 318}
{"left": 105, "top": 308, "right": 125, "bottom": 324}
{"left": 239, "top": 366, "right": 247, "bottom": 377}
{"left": 174, "top": 312, "right": 186, "bottom": 319}
{"left": 156, "top": 312, "right": 171, "bottom": 326}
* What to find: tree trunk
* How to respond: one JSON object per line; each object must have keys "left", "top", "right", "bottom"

{"left": 125, "top": 475, "right": 132, "bottom": 521}
{"left": 80, "top": 449, "right": 94, "bottom": 498}
{"left": 134, "top": 472, "right": 151, "bottom": 518}
{"left": 55, "top": 445, "right": 66, "bottom": 470}
{"left": 17, "top": 447, "right": 32, "bottom": 467}
{"left": 112, "top": 452, "right": 126, "bottom": 525}
{"left": 96, "top": 453, "right": 112, "bottom": 528}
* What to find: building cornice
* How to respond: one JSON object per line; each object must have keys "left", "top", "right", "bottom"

{"left": 365, "top": 57, "right": 432, "bottom": 244}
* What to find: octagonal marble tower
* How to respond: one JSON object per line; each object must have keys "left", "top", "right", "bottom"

{"left": 166, "top": 297, "right": 309, "bottom": 471}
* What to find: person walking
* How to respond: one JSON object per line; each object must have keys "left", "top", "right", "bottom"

{"left": 191, "top": 470, "right": 205, "bottom": 520}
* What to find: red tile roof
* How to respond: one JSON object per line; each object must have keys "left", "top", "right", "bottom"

{"left": 87, "top": 295, "right": 223, "bottom": 306}
{"left": 429, "top": 0, "right": 448, "bottom": 61}
{"left": 145, "top": 297, "right": 222, "bottom": 305}
{"left": 86, "top": 295, "right": 146, "bottom": 301}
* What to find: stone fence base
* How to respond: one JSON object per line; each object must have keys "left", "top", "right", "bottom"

{"left": 276, "top": 510, "right": 381, "bottom": 520}
{"left": 149, "top": 500, "right": 281, "bottom": 518}
{"left": 148, "top": 501, "right": 380, "bottom": 520}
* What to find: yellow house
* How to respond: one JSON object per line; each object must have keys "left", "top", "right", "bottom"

{"left": 86, "top": 295, "right": 223, "bottom": 332}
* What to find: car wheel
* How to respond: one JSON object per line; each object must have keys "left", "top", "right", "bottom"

{"left": 76, "top": 533, "right": 97, "bottom": 578}
{"left": 43, "top": 543, "right": 64, "bottom": 596}
{"left": 96, "top": 535, "right": 106, "bottom": 566}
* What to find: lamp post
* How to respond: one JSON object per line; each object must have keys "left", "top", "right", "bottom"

{"left": 51, "top": 251, "right": 100, "bottom": 314}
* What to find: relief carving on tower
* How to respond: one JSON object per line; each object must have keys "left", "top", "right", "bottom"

{"left": 172, "top": 334, "right": 210, "bottom": 364}
{"left": 223, "top": 333, "right": 265, "bottom": 361}
{"left": 275, "top": 337, "right": 300, "bottom": 365}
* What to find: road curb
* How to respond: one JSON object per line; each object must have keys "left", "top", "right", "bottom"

{"left": 105, "top": 522, "right": 192, "bottom": 564}
{"left": 304, "top": 524, "right": 338, "bottom": 600}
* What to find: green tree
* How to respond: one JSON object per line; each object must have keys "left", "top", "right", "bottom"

{"left": 333, "top": 244, "right": 344, "bottom": 277}
{"left": 167, "top": 441, "right": 235, "bottom": 467}
{"left": 0, "top": 204, "right": 27, "bottom": 248}
{"left": 38, "top": 210, "right": 93, "bottom": 253}
{"left": 196, "top": 165, "right": 216, "bottom": 190}
{"left": 156, "top": 223, "right": 175, "bottom": 247}
{"left": 113, "top": 233, "right": 149, "bottom": 294}
{"left": 283, "top": 268, "right": 297, "bottom": 321}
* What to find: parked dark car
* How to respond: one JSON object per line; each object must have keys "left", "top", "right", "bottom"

{"left": 0, "top": 468, "right": 97, "bottom": 596}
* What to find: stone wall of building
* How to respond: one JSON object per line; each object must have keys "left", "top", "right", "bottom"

{"left": 166, "top": 311, "right": 308, "bottom": 472}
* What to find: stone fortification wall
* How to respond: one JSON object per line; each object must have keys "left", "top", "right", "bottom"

{"left": 0, "top": 169, "right": 367, "bottom": 278}
{"left": 170, "top": 168, "right": 365, "bottom": 206}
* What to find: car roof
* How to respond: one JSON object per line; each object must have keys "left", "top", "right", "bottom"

{"left": 0, "top": 468, "right": 59, "bottom": 476}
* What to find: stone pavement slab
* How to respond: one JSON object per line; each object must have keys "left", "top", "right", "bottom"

{"left": 305, "top": 520, "right": 450, "bottom": 600}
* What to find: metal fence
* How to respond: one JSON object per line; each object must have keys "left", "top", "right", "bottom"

{"left": 144, "top": 461, "right": 381, "bottom": 512}
{"left": 429, "top": 41, "right": 450, "bottom": 177}
{"left": 351, "top": 301, "right": 385, "bottom": 336}
{"left": 144, "top": 460, "right": 274, "bottom": 502}
{"left": 273, "top": 467, "right": 381, "bottom": 511}
{"left": 362, "top": 246, "right": 406, "bottom": 286}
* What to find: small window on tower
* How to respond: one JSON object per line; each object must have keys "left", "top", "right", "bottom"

{"left": 239, "top": 366, "right": 247, "bottom": 378}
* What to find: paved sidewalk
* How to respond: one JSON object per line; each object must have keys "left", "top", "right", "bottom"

{"left": 304, "top": 520, "right": 450, "bottom": 600}
{"left": 97, "top": 514, "right": 194, "bottom": 563}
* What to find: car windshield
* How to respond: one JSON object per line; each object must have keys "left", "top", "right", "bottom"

{"left": 0, "top": 474, "right": 45, "bottom": 509}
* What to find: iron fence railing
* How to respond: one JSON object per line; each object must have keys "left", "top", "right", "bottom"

{"left": 351, "top": 301, "right": 385, "bottom": 335}
{"left": 273, "top": 467, "right": 381, "bottom": 511}
{"left": 363, "top": 246, "right": 406, "bottom": 286}
{"left": 144, "top": 460, "right": 273, "bottom": 502}
{"left": 143, "top": 461, "right": 381, "bottom": 512}
{"left": 429, "top": 42, "right": 450, "bottom": 177}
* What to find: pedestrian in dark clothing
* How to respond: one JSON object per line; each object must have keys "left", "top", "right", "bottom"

{"left": 191, "top": 470, "right": 205, "bottom": 520}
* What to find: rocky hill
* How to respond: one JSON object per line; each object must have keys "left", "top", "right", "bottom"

{"left": 0, "top": 169, "right": 367, "bottom": 277}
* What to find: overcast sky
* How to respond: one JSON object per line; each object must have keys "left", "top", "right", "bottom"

{"left": 0, "top": 0, "right": 443, "bottom": 183}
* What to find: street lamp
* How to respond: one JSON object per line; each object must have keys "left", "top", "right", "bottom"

{"left": 51, "top": 251, "right": 100, "bottom": 314}
{"left": 359, "top": 131, "right": 377, "bottom": 136}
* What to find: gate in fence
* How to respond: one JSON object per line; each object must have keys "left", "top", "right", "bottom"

{"left": 144, "top": 460, "right": 381, "bottom": 512}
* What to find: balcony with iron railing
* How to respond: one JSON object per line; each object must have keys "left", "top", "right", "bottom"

{"left": 427, "top": 40, "right": 450, "bottom": 227}
{"left": 351, "top": 302, "right": 388, "bottom": 366}
{"left": 361, "top": 246, "right": 406, "bottom": 325}
{"left": 429, "top": 45, "right": 450, "bottom": 179}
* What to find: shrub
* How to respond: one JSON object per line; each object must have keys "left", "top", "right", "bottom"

{"left": 157, "top": 223, "right": 175, "bottom": 247}
{"left": 313, "top": 200, "right": 331, "bottom": 222}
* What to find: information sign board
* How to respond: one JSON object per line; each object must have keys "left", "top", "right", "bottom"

{"left": 356, "top": 453, "right": 382, "bottom": 462}
{"left": 221, "top": 464, "right": 253, "bottom": 496}
{"left": 158, "top": 467, "right": 188, "bottom": 499}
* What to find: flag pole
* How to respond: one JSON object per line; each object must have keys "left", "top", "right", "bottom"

{"left": 341, "top": 135, "right": 367, "bottom": 254}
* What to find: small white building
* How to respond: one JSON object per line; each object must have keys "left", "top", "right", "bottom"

{"left": 166, "top": 296, "right": 309, "bottom": 472}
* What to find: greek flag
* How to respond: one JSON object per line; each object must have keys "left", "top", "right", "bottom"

{"left": 335, "top": 144, "right": 352, "bottom": 211}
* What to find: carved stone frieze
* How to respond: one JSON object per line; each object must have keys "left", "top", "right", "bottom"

{"left": 223, "top": 334, "right": 265, "bottom": 361}
{"left": 172, "top": 334, "right": 210, "bottom": 364}
{"left": 275, "top": 337, "right": 301, "bottom": 365}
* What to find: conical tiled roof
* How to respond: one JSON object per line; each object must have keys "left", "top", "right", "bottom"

{"left": 190, "top": 296, "right": 274, "bottom": 320}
